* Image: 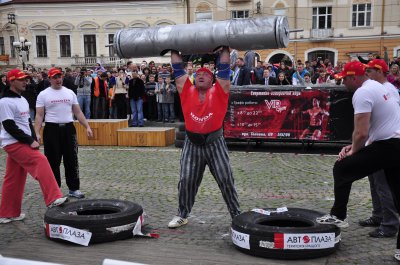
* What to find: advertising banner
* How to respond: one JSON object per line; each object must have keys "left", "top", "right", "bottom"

{"left": 223, "top": 88, "right": 353, "bottom": 142}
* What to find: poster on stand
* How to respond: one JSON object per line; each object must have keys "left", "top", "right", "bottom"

{"left": 223, "top": 89, "right": 334, "bottom": 141}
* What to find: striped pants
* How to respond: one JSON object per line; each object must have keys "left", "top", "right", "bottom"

{"left": 177, "top": 136, "right": 240, "bottom": 218}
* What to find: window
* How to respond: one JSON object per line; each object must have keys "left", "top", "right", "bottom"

{"left": 84, "top": 35, "right": 96, "bottom": 57}
{"left": 108, "top": 34, "right": 115, "bottom": 57}
{"left": 307, "top": 50, "right": 335, "bottom": 65}
{"left": 59, "top": 35, "right": 71, "bottom": 57}
{"left": 352, "top": 3, "right": 371, "bottom": 27}
{"left": 312, "top": 7, "right": 332, "bottom": 29}
{"left": 195, "top": 12, "right": 212, "bottom": 22}
{"left": 231, "top": 10, "right": 249, "bottom": 19}
{"left": 0, "top": 37, "right": 4, "bottom": 55}
{"left": 36, "top": 36, "right": 47, "bottom": 57}
{"left": 10, "top": 36, "right": 15, "bottom": 58}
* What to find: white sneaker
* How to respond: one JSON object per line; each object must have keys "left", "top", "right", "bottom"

{"left": 316, "top": 214, "right": 349, "bottom": 228}
{"left": 394, "top": 249, "right": 400, "bottom": 261}
{"left": 168, "top": 216, "right": 188, "bottom": 228}
{"left": 47, "top": 197, "right": 68, "bottom": 208}
{"left": 0, "top": 213, "right": 25, "bottom": 224}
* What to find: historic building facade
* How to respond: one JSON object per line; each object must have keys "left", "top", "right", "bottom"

{"left": 0, "top": 0, "right": 399, "bottom": 68}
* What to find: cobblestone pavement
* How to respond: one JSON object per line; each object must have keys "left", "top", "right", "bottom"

{"left": 0, "top": 145, "right": 398, "bottom": 265}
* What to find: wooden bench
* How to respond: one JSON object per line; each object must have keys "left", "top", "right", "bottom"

{"left": 117, "top": 127, "right": 175, "bottom": 147}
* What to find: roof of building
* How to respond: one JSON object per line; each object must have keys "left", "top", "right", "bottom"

{"left": 1, "top": 0, "right": 159, "bottom": 5}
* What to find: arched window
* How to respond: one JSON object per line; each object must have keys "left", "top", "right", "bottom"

{"left": 307, "top": 50, "right": 335, "bottom": 65}
{"left": 195, "top": 2, "right": 212, "bottom": 22}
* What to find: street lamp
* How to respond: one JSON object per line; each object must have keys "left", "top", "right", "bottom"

{"left": 13, "top": 36, "right": 31, "bottom": 70}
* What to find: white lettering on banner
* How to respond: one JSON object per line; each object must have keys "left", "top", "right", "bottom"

{"left": 283, "top": 233, "right": 335, "bottom": 249}
{"left": 47, "top": 224, "right": 92, "bottom": 246}
{"left": 264, "top": 100, "right": 287, "bottom": 113}
{"left": 231, "top": 228, "right": 250, "bottom": 249}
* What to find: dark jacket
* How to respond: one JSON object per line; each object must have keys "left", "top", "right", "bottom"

{"left": 128, "top": 77, "right": 145, "bottom": 100}
{"left": 21, "top": 82, "right": 37, "bottom": 109}
{"left": 63, "top": 75, "right": 77, "bottom": 94}
{"left": 257, "top": 76, "right": 277, "bottom": 86}
{"left": 235, "top": 66, "right": 251, "bottom": 86}
{"left": 36, "top": 79, "right": 50, "bottom": 95}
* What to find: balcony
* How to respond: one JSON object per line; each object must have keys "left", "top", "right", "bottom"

{"left": 71, "top": 56, "right": 125, "bottom": 68}
{"left": 310, "top": 28, "right": 334, "bottom": 41}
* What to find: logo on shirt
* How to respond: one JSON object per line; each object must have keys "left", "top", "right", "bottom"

{"left": 20, "top": 111, "right": 30, "bottom": 116}
{"left": 190, "top": 112, "right": 213, "bottom": 123}
{"left": 50, "top": 99, "right": 71, "bottom": 104}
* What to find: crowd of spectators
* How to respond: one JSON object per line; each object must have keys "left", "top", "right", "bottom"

{"left": 0, "top": 48, "right": 399, "bottom": 125}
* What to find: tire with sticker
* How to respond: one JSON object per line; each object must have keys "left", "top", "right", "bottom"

{"left": 231, "top": 208, "right": 340, "bottom": 259}
{"left": 44, "top": 199, "right": 143, "bottom": 244}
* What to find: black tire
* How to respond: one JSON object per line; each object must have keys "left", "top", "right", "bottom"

{"left": 175, "top": 139, "right": 184, "bottom": 148}
{"left": 176, "top": 131, "right": 186, "bottom": 141}
{"left": 178, "top": 123, "right": 186, "bottom": 132}
{"left": 231, "top": 208, "right": 340, "bottom": 260}
{"left": 44, "top": 199, "right": 143, "bottom": 244}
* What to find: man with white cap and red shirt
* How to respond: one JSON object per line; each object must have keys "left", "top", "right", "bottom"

{"left": 0, "top": 68, "right": 67, "bottom": 224}
{"left": 356, "top": 59, "right": 400, "bottom": 238}
{"left": 167, "top": 47, "right": 240, "bottom": 228}
{"left": 34, "top": 68, "right": 93, "bottom": 199}
{"left": 316, "top": 61, "right": 400, "bottom": 260}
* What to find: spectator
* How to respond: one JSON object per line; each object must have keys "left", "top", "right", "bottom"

{"left": 0, "top": 74, "right": 8, "bottom": 98}
{"left": 128, "top": 70, "right": 145, "bottom": 127}
{"left": 161, "top": 76, "right": 176, "bottom": 123}
{"left": 257, "top": 69, "right": 277, "bottom": 86}
{"left": 112, "top": 69, "right": 128, "bottom": 119}
{"left": 94, "top": 63, "right": 106, "bottom": 73}
{"left": 387, "top": 64, "right": 400, "bottom": 90}
{"left": 254, "top": 61, "right": 264, "bottom": 82}
{"left": 74, "top": 69, "right": 92, "bottom": 119}
{"left": 231, "top": 57, "right": 251, "bottom": 86}
{"left": 154, "top": 75, "right": 164, "bottom": 122}
{"left": 21, "top": 76, "right": 37, "bottom": 120}
{"left": 303, "top": 72, "right": 313, "bottom": 86}
{"left": 91, "top": 72, "right": 109, "bottom": 119}
{"left": 276, "top": 72, "right": 291, "bottom": 85}
{"left": 63, "top": 68, "right": 77, "bottom": 94}
{"left": 145, "top": 74, "right": 157, "bottom": 121}
{"left": 292, "top": 63, "right": 309, "bottom": 86}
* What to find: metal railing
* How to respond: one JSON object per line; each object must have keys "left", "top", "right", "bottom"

{"left": 310, "top": 28, "right": 334, "bottom": 39}
{"left": 72, "top": 56, "right": 125, "bottom": 68}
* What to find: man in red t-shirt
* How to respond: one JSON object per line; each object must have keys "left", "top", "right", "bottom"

{"left": 168, "top": 47, "right": 240, "bottom": 228}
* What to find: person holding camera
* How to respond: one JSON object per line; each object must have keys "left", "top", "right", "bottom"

{"left": 74, "top": 69, "right": 92, "bottom": 119}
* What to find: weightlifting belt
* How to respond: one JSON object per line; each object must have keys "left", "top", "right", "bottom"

{"left": 186, "top": 128, "right": 223, "bottom": 146}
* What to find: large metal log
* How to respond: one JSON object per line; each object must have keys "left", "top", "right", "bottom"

{"left": 114, "top": 16, "right": 289, "bottom": 58}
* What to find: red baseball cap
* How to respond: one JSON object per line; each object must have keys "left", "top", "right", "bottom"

{"left": 196, "top": 68, "right": 213, "bottom": 79}
{"left": 48, "top": 67, "right": 62, "bottom": 78}
{"left": 7, "top": 68, "right": 28, "bottom": 81}
{"left": 337, "top": 61, "right": 366, "bottom": 78}
{"left": 366, "top": 59, "right": 389, "bottom": 73}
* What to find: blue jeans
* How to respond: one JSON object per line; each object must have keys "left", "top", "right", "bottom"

{"left": 77, "top": 95, "right": 91, "bottom": 119}
{"left": 130, "top": 98, "right": 144, "bottom": 126}
{"left": 162, "top": 103, "right": 175, "bottom": 122}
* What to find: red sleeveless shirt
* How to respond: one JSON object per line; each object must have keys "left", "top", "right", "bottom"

{"left": 180, "top": 78, "right": 229, "bottom": 134}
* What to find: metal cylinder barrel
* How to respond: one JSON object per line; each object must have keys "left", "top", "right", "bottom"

{"left": 114, "top": 16, "right": 289, "bottom": 58}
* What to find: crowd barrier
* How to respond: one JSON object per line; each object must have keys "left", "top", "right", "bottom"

{"left": 224, "top": 85, "right": 354, "bottom": 143}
